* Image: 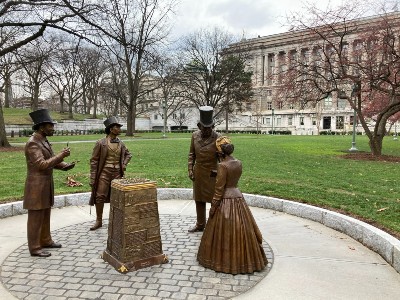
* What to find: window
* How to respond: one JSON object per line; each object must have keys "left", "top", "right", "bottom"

{"left": 277, "top": 101, "right": 283, "bottom": 109}
{"left": 288, "top": 116, "right": 293, "bottom": 126}
{"left": 312, "top": 118, "right": 316, "bottom": 125}
{"left": 337, "top": 99, "right": 347, "bottom": 109}
{"left": 276, "top": 117, "right": 281, "bottom": 126}
{"left": 265, "top": 117, "right": 271, "bottom": 125}
{"left": 324, "top": 94, "right": 332, "bottom": 108}
{"left": 350, "top": 115, "right": 355, "bottom": 125}
{"left": 154, "top": 114, "right": 158, "bottom": 120}
{"left": 300, "top": 116, "right": 304, "bottom": 125}
{"left": 336, "top": 116, "right": 344, "bottom": 129}
{"left": 323, "top": 116, "right": 331, "bottom": 129}
{"left": 267, "top": 102, "right": 272, "bottom": 110}
{"left": 301, "top": 49, "right": 310, "bottom": 63}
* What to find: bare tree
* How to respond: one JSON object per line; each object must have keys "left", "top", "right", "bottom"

{"left": 0, "top": 51, "right": 19, "bottom": 108}
{"left": 0, "top": 1, "right": 93, "bottom": 57}
{"left": 179, "top": 27, "right": 253, "bottom": 125}
{"left": 58, "top": 46, "right": 84, "bottom": 118}
{"left": 280, "top": 1, "right": 400, "bottom": 155}
{"left": 68, "top": 0, "right": 177, "bottom": 135}
{"left": 15, "top": 37, "right": 58, "bottom": 110}
{"left": 76, "top": 46, "right": 108, "bottom": 116}
{"left": 153, "top": 54, "right": 191, "bottom": 135}
{"left": 98, "top": 58, "right": 127, "bottom": 118}
{"left": 0, "top": 0, "right": 93, "bottom": 147}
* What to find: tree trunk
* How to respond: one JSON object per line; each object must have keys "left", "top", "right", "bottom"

{"left": 369, "top": 135, "right": 383, "bottom": 156}
{"left": 91, "top": 93, "right": 97, "bottom": 118}
{"left": 59, "top": 95, "right": 65, "bottom": 113}
{"left": 32, "top": 82, "right": 40, "bottom": 111}
{"left": 126, "top": 105, "right": 134, "bottom": 136}
{"left": 225, "top": 107, "right": 229, "bottom": 133}
{"left": 68, "top": 100, "right": 73, "bottom": 119}
{"left": 0, "top": 103, "right": 11, "bottom": 147}
{"left": 4, "top": 76, "right": 12, "bottom": 108}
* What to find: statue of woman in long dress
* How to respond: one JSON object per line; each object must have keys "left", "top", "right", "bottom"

{"left": 197, "top": 136, "right": 267, "bottom": 274}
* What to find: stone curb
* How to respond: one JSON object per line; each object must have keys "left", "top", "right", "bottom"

{"left": 0, "top": 188, "right": 398, "bottom": 274}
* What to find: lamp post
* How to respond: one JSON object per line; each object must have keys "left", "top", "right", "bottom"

{"left": 271, "top": 108, "right": 275, "bottom": 135}
{"left": 349, "top": 84, "right": 359, "bottom": 152}
{"left": 162, "top": 99, "right": 167, "bottom": 138}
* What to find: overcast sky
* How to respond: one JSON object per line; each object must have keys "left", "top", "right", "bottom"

{"left": 170, "top": 0, "right": 349, "bottom": 39}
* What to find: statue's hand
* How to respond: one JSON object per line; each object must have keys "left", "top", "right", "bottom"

{"left": 62, "top": 162, "right": 75, "bottom": 171}
{"left": 209, "top": 199, "right": 220, "bottom": 218}
{"left": 60, "top": 147, "right": 71, "bottom": 158}
{"left": 209, "top": 205, "right": 217, "bottom": 218}
{"left": 188, "top": 170, "right": 194, "bottom": 181}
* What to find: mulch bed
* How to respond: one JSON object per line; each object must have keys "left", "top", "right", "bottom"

{"left": 341, "top": 151, "right": 400, "bottom": 163}
{"left": 0, "top": 146, "right": 24, "bottom": 152}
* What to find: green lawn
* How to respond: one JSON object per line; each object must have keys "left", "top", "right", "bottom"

{"left": 3, "top": 107, "right": 99, "bottom": 124}
{"left": 1, "top": 133, "right": 399, "bottom": 237}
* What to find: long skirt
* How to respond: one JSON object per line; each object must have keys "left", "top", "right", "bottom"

{"left": 197, "top": 197, "right": 267, "bottom": 274}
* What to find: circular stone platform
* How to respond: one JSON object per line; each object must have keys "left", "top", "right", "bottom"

{"left": 1, "top": 215, "right": 274, "bottom": 300}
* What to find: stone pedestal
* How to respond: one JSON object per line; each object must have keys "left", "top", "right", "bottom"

{"left": 102, "top": 179, "right": 168, "bottom": 273}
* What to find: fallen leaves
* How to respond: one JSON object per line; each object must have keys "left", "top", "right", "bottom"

{"left": 66, "top": 176, "right": 83, "bottom": 187}
{"left": 376, "top": 207, "right": 389, "bottom": 212}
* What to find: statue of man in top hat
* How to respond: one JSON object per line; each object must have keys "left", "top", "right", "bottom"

{"left": 89, "top": 116, "right": 132, "bottom": 231}
{"left": 187, "top": 106, "right": 220, "bottom": 232}
{"left": 24, "top": 109, "right": 75, "bottom": 257}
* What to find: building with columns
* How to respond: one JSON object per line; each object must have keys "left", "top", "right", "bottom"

{"left": 221, "top": 12, "right": 400, "bottom": 135}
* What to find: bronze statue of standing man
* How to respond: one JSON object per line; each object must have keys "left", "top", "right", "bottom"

{"left": 187, "top": 106, "right": 220, "bottom": 232}
{"left": 89, "top": 116, "right": 132, "bottom": 230}
{"left": 24, "top": 109, "right": 75, "bottom": 257}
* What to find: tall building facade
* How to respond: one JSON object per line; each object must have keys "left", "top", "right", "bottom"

{"left": 222, "top": 13, "right": 400, "bottom": 135}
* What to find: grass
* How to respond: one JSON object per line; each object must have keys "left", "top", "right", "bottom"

{"left": 1, "top": 133, "right": 399, "bottom": 237}
{"left": 3, "top": 107, "right": 99, "bottom": 124}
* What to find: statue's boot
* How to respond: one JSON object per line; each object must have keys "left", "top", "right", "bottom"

{"left": 188, "top": 222, "right": 205, "bottom": 232}
{"left": 188, "top": 201, "right": 206, "bottom": 233}
{"left": 90, "top": 203, "right": 104, "bottom": 231}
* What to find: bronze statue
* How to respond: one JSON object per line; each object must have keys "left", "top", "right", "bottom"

{"left": 24, "top": 109, "right": 75, "bottom": 257}
{"left": 197, "top": 136, "right": 267, "bottom": 274}
{"left": 187, "top": 106, "right": 220, "bottom": 232}
{"left": 89, "top": 116, "right": 132, "bottom": 230}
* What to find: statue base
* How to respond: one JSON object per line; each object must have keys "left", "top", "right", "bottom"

{"left": 102, "top": 250, "right": 168, "bottom": 273}
{"left": 102, "top": 178, "right": 168, "bottom": 273}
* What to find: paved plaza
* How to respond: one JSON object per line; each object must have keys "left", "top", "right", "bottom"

{"left": 0, "top": 198, "right": 399, "bottom": 299}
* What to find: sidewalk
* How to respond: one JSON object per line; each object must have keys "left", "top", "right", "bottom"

{"left": 0, "top": 199, "right": 399, "bottom": 300}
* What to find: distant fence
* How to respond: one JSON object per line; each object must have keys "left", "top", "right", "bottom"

{"left": 5, "top": 117, "right": 152, "bottom": 137}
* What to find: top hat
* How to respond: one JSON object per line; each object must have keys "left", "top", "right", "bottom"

{"left": 29, "top": 109, "right": 57, "bottom": 130}
{"left": 198, "top": 106, "right": 214, "bottom": 127}
{"left": 104, "top": 116, "right": 123, "bottom": 134}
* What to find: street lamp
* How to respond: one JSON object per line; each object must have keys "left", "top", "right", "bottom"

{"left": 162, "top": 99, "right": 167, "bottom": 138}
{"left": 271, "top": 108, "right": 275, "bottom": 135}
{"left": 349, "top": 84, "right": 359, "bottom": 152}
